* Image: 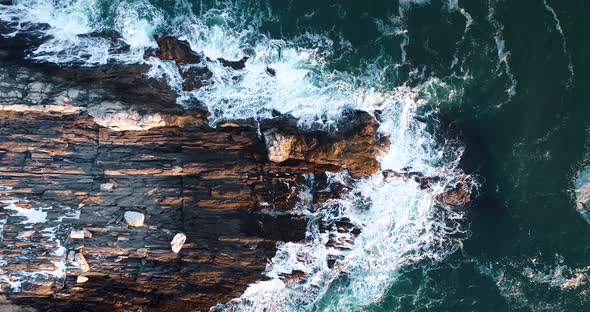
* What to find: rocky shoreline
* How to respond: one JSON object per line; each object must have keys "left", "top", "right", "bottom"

{"left": 0, "top": 24, "right": 390, "bottom": 311}
{"left": 0, "top": 18, "right": 471, "bottom": 311}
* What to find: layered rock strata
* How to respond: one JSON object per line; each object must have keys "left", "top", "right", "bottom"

{"left": 0, "top": 41, "right": 386, "bottom": 311}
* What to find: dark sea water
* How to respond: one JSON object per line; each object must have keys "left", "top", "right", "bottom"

{"left": 2, "top": 0, "right": 589, "bottom": 311}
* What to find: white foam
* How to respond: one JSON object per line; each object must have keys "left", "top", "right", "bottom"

{"left": 221, "top": 78, "right": 469, "bottom": 311}
{"left": 446, "top": 0, "right": 473, "bottom": 70}
{"left": 114, "top": 1, "right": 162, "bottom": 49}
{"left": 543, "top": 0, "right": 575, "bottom": 88}
{"left": 2, "top": 199, "right": 48, "bottom": 224}
{"left": 479, "top": 256, "right": 590, "bottom": 310}
{"left": 0, "top": 0, "right": 163, "bottom": 65}
{"left": 488, "top": 1, "right": 518, "bottom": 105}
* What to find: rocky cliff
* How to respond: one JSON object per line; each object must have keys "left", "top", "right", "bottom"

{"left": 0, "top": 30, "right": 388, "bottom": 311}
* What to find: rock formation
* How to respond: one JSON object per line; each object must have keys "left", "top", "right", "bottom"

{"left": 153, "top": 35, "right": 202, "bottom": 65}
{"left": 0, "top": 32, "right": 387, "bottom": 310}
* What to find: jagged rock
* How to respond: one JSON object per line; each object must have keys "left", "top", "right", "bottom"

{"left": 261, "top": 111, "right": 386, "bottom": 178}
{"left": 170, "top": 233, "right": 187, "bottom": 253}
{"left": 124, "top": 211, "right": 145, "bottom": 227}
{"left": 217, "top": 56, "right": 249, "bottom": 70}
{"left": 437, "top": 177, "right": 473, "bottom": 207}
{"left": 154, "top": 35, "right": 202, "bottom": 65}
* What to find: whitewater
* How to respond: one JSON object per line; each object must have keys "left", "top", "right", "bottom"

{"left": 0, "top": 0, "right": 474, "bottom": 310}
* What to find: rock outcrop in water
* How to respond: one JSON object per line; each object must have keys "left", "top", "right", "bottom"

{"left": 0, "top": 15, "right": 476, "bottom": 311}
{"left": 153, "top": 35, "right": 203, "bottom": 65}
{"left": 0, "top": 30, "right": 386, "bottom": 311}
{"left": 383, "top": 169, "right": 473, "bottom": 207}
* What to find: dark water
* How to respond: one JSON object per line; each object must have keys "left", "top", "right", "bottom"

{"left": 2, "top": 0, "right": 590, "bottom": 311}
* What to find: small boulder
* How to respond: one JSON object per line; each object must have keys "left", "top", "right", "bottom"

{"left": 76, "top": 276, "right": 88, "bottom": 284}
{"left": 70, "top": 230, "right": 85, "bottom": 239}
{"left": 124, "top": 211, "right": 145, "bottom": 227}
{"left": 436, "top": 176, "right": 473, "bottom": 207}
{"left": 170, "top": 233, "right": 187, "bottom": 253}
{"left": 100, "top": 182, "right": 118, "bottom": 191}
{"left": 17, "top": 231, "right": 35, "bottom": 238}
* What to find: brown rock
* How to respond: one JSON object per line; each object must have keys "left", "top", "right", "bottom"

{"left": 153, "top": 35, "right": 202, "bottom": 65}
{"left": 436, "top": 175, "right": 473, "bottom": 207}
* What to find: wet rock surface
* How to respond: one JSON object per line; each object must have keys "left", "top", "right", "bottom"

{"left": 383, "top": 169, "right": 473, "bottom": 207}
{"left": 153, "top": 35, "right": 202, "bottom": 65}
{"left": 0, "top": 32, "right": 387, "bottom": 311}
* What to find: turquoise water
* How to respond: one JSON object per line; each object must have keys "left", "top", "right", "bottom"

{"left": 2, "top": 0, "right": 590, "bottom": 311}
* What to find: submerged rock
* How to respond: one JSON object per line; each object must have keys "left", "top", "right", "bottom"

{"left": 280, "top": 270, "right": 307, "bottom": 286}
{"left": 383, "top": 170, "right": 473, "bottom": 206}
{"left": 180, "top": 64, "right": 213, "bottom": 91}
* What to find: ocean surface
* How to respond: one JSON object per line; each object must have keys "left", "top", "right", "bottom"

{"left": 1, "top": 0, "right": 589, "bottom": 311}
